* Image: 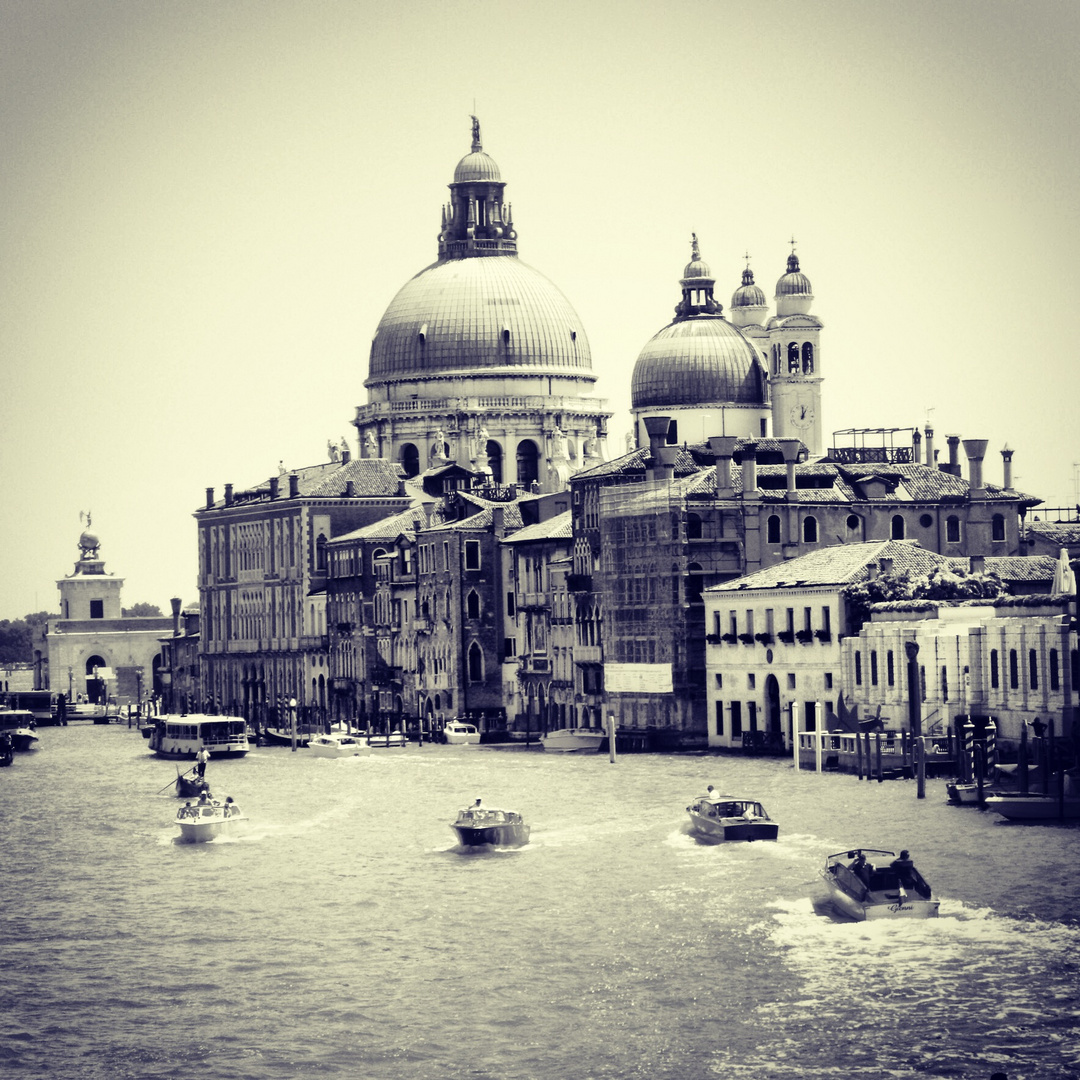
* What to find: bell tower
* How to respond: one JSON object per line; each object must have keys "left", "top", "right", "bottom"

{"left": 768, "top": 243, "right": 823, "bottom": 455}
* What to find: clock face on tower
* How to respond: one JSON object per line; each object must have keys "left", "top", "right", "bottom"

{"left": 790, "top": 402, "right": 815, "bottom": 429}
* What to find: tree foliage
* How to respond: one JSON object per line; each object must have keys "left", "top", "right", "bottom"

{"left": 122, "top": 603, "right": 163, "bottom": 617}
{"left": 841, "top": 567, "right": 1007, "bottom": 635}
{"left": 0, "top": 612, "right": 58, "bottom": 663}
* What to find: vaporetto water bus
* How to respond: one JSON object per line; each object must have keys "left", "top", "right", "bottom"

{"left": 146, "top": 714, "right": 250, "bottom": 759}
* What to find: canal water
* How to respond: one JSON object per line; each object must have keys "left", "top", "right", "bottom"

{"left": 2, "top": 724, "right": 1078, "bottom": 1080}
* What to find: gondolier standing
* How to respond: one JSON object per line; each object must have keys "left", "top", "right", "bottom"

{"left": 195, "top": 746, "right": 210, "bottom": 779}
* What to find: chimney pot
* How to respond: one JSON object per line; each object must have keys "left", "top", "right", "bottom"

{"left": 269, "top": 476, "right": 279, "bottom": 499}
{"left": 345, "top": 480, "right": 355, "bottom": 498}
{"left": 963, "top": 439, "right": 989, "bottom": 493}
{"left": 289, "top": 473, "right": 300, "bottom": 498}
{"left": 224, "top": 483, "right": 234, "bottom": 507}
{"left": 205, "top": 487, "right": 215, "bottom": 510}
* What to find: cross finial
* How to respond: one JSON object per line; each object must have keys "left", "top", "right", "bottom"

{"left": 789, "top": 235, "right": 797, "bottom": 252}
{"left": 744, "top": 250, "right": 752, "bottom": 268}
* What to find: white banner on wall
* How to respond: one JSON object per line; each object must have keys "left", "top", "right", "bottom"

{"left": 605, "top": 663, "right": 673, "bottom": 694}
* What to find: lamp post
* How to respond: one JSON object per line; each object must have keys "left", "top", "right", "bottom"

{"left": 289, "top": 697, "right": 298, "bottom": 752}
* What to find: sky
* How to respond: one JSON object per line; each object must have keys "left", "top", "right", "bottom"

{"left": 1, "top": 0, "right": 1078, "bottom": 619}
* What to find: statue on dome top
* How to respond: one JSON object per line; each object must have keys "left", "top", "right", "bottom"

{"left": 470, "top": 114, "right": 481, "bottom": 151}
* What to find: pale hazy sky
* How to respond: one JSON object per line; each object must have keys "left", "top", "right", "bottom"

{"left": 1, "top": 0, "right": 1077, "bottom": 619}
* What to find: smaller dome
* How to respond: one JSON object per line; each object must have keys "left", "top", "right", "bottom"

{"left": 731, "top": 267, "right": 766, "bottom": 308}
{"left": 454, "top": 151, "right": 501, "bottom": 184}
{"left": 682, "top": 233, "right": 713, "bottom": 281}
{"left": 776, "top": 251, "right": 812, "bottom": 297}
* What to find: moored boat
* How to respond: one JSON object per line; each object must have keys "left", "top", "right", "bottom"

{"left": 443, "top": 720, "right": 480, "bottom": 745}
{"left": 819, "top": 848, "right": 938, "bottom": 921}
{"left": 983, "top": 792, "right": 1080, "bottom": 821}
{"left": 175, "top": 794, "right": 246, "bottom": 842}
{"left": 148, "top": 714, "right": 250, "bottom": 759}
{"left": 685, "top": 793, "right": 778, "bottom": 842}
{"left": 0, "top": 710, "right": 40, "bottom": 752}
{"left": 540, "top": 727, "right": 605, "bottom": 753}
{"left": 367, "top": 729, "right": 407, "bottom": 748}
{"left": 308, "top": 733, "right": 371, "bottom": 758}
{"left": 450, "top": 799, "right": 530, "bottom": 848}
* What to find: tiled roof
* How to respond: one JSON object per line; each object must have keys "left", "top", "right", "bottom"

{"left": 501, "top": 510, "right": 573, "bottom": 545}
{"left": 1026, "top": 520, "right": 1080, "bottom": 545}
{"left": 431, "top": 500, "right": 528, "bottom": 533}
{"left": 709, "top": 540, "right": 950, "bottom": 592}
{"left": 214, "top": 458, "right": 405, "bottom": 508}
{"left": 329, "top": 506, "right": 425, "bottom": 543}
{"left": 959, "top": 556, "right": 1057, "bottom": 584}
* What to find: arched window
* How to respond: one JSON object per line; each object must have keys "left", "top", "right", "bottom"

{"left": 372, "top": 547, "right": 387, "bottom": 574}
{"left": 870, "top": 651, "right": 879, "bottom": 685}
{"left": 946, "top": 516, "right": 961, "bottom": 543}
{"left": 787, "top": 342, "right": 800, "bottom": 373}
{"left": 516, "top": 439, "right": 540, "bottom": 487}
{"left": 801, "top": 342, "right": 814, "bottom": 374}
{"left": 990, "top": 649, "right": 999, "bottom": 688}
{"left": 1050, "top": 649, "right": 1060, "bottom": 691}
{"left": 992, "top": 514, "right": 1006, "bottom": 542}
{"left": 316, "top": 534, "right": 328, "bottom": 572}
{"left": 687, "top": 513, "right": 703, "bottom": 540}
{"left": 802, "top": 516, "right": 818, "bottom": 543}
{"left": 486, "top": 440, "right": 503, "bottom": 484}
{"left": 468, "top": 642, "right": 483, "bottom": 682}
{"left": 891, "top": 515, "right": 905, "bottom": 540}
{"left": 400, "top": 443, "right": 420, "bottom": 478}
{"left": 767, "top": 515, "right": 781, "bottom": 544}
{"left": 846, "top": 514, "right": 862, "bottom": 536}
{"left": 1009, "top": 649, "right": 1019, "bottom": 689}
{"left": 466, "top": 590, "right": 480, "bottom": 619}
{"left": 854, "top": 651, "right": 862, "bottom": 686}
{"left": 1029, "top": 649, "right": 1039, "bottom": 690}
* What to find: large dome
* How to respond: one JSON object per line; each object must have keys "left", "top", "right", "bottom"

{"left": 631, "top": 317, "right": 767, "bottom": 408}
{"left": 367, "top": 255, "right": 591, "bottom": 383}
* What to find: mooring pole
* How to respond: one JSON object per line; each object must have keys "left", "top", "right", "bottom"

{"left": 905, "top": 640, "right": 925, "bottom": 799}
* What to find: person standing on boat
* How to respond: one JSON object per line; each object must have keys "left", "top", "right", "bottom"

{"left": 195, "top": 747, "right": 210, "bottom": 779}
{"left": 706, "top": 785, "right": 721, "bottom": 802}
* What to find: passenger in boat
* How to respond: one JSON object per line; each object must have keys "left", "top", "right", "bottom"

{"left": 891, "top": 849, "right": 931, "bottom": 898}
{"left": 195, "top": 747, "right": 210, "bottom": 778}
{"left": 706, "top": 785, "right": 721, "bottom": 802}
{"left": 851, "top": 851, "right": 871, "bottom": 883}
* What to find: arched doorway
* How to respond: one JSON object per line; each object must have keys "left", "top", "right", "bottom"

{"left": 85, "top": 655, "right": 107, "bottom": 704}
{"left": 765, "top": 674, "right": 782, "bottom": 746}
{"left": 400, "top": 443, "right": 419, "bottom": 478}
{"left": 486, "top": 440, "right": 503, "bottom": 483}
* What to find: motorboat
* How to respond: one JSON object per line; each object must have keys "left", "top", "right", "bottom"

{"left": 540, "top": 727, "right": 605, "bottom": 753}
{"left": 175, "top": 772, "right": 211, "bottom": 798}
{"left": 0, "top": 710, "right": 40, "bottom": 752}
{"left": 819, "top": 848, "right": 939, "bottom": 921}
{"left": 148, "top": 714, "right": 250, "bottom": 759}
{"left": 443, "top": 720, "right": 481, "bottom": 745}
{"left": 450, "top": 800, "right": 530, "bottom": 848}
{"left": 685, "top": 793, "right": 778, "bottom": 842}
{"left": 983, "top": 792, "right": 1080, "bottom": 821}
{"left": 308, "top": 733, "right": 371, "bottom": 758}
{"left": 367, "top": 729, "right": 407, "bottom": 748}
{"left": 174, "top": 795, "right": 246, "bottom": 842}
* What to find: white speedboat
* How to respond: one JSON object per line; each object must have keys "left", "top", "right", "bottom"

{"left": 0, "top": 710, "right": 39, "bottom": 752}
{"left": 984, "top": 793, "right": 1080, "bottom": 821}
{"left": 148, "top": 714, "right": 249, "bottom": 759}
{"left": 686, "top": 793, "right": 778, "bottom": 842}
{"left": 443, "top": 720, "right": 480, "bottom": 745}
{"left": 308, "top": 733, "right": 371, "bottom": 758}
{"left": 819, "top": 848, "right": 938, "bottom": 921}
{"left": 175, "top": 796, "right": 246, "bottom": 842}
{"left": 450, "top": 800, "right": 530, "bottom": 848}
{"left": 540, "top": 727, "right": 605, "bottom": 753}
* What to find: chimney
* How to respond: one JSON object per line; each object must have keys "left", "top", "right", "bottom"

{"left": 492, "top": 506, "right": 505, "bottom": 538}
{"left": 879, "top": 557, "right": 894, "bottom": 577}
{"left": 912, "top": 428, "right": 922, "bottom": 462}
{"left": 741, "top": 442, "right": 759, "bottom": 499}
{"left": 289, "top": 473, "right": 300, "bottom": 498}
{"left": 643, "top": 416, "right": 676, "bottom": 481}
{"left": 269, "top": 476, "right": 279, "bottom": 499}
{"left": 205, "top": 487, "right": 215, "bottom": 510}
{"left": 224, "top": 483, "right": 234, "bottom": 507}
{"left": 778, "top": 438, "right": 801, "bottom": 499}
{"left": 970, "top": 554, "right": 986, "bottom": 575}
{"left": 963, "top": 438, "right": 989, "bottom": 494}
{"left": 924, "top": 425, "right": 935, "bottom": 467}
{"left": 945, "top": 435, "right": 961, "bottom": 476}
{"left": 1001, "top": 446, "right": 1014, "bottom": 489}
{"left": 341, "top": 448, "right": 351, "bottom": 464}
{"left": 344, "top": 480, "right": 355, "bottom": 498}
{"left": 170, "top": 596, "right": 182, "bottom": 638}
{"left": 708, "top": 435, "right": 739, "bottom": 498}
